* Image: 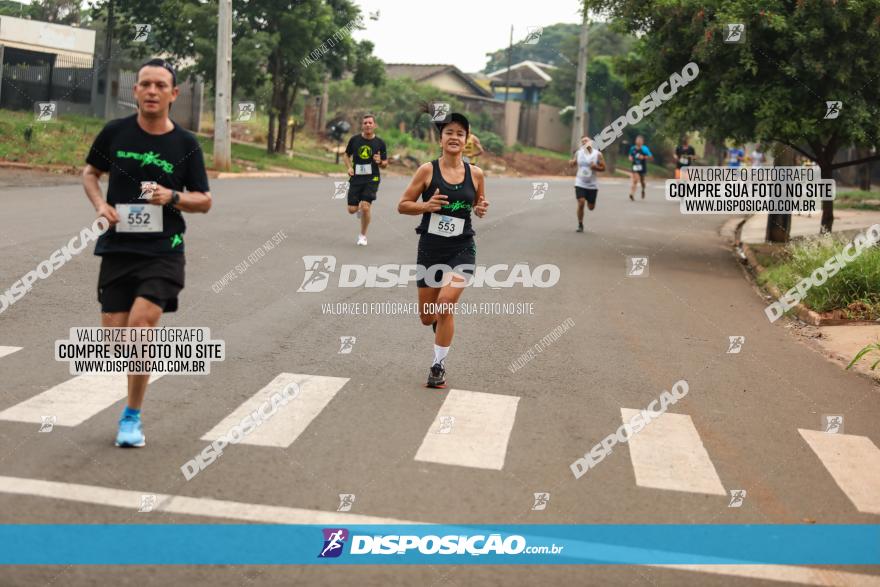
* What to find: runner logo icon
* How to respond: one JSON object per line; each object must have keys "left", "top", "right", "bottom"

{"left": 823, "top": 415, "right": 844, "bottom": 434}
{"left": 338, "top": 336, "right": 356, "bottom": 354}
{"left": 824, "top": 101, "right": 842, "bottom": 119}
{"left": 319, "top": 528, "right": 349, "bottom": 558}
{"left": 627, "top": 256, "right": 649, "bottom": 277}
{"left": 430, "top": 102, "right": 450, "bottom": 122}
{"left": 531, "top": 492, "right": 550, "bottom": 511}
{"left": 337, "top": 494, "right": 356, "bottom": 512}
{"left": 332, "top": 181, "right": 349, "bottom": 199}
{"left": 35, "top": 102, "right": 57, "bottom": 122}
{"left": 133, "top": 24, "right": 151, "bottom": 42}
{"left": 530, "top": 182, "right": 549, "bottom": 200}
{"left": 298, "top": 256, "right": 337, "bottom": 292}
{"left": 727, "top": 336, "right": 745, "bottom": 354}
{"left": 728, "top": 489, "right": 747, "bottom": 508}
{"left": 724, "top": 23, "right": 745, "bottom": 43}
{"left": 38, "top": 415, "right": 56, "bottom": 433}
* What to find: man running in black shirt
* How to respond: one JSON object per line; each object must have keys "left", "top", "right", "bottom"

{"left": 344, "top": 114, "right": 388, "bottom": 246}
{"left": 81, "top": 58, "right": 212, "bottom": 448}
{"left": 675, "top": 136, "right": 696, "bottom": 180}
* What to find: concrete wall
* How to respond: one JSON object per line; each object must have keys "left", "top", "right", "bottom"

{"left": 0, "top": 16, "right": 95, "bottom": 58}
{"left": 534, "top": 103, "right": 568, "bottom": 152}
{"left": 503, "top": 101, "right": 520, "bottom": 146}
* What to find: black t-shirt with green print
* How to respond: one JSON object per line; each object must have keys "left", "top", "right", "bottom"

{"left": 345, "top": 134, "right": 387, "bottom": 185}
{"left": 85, "top": 114, "right": 210, "bottom": 256}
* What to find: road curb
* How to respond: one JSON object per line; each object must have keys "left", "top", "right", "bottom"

{"left": 734, "top": 217, "right": 877, "bottom": 327}
{"left": 0, "top": 160, "right": 79, "bottom": 175}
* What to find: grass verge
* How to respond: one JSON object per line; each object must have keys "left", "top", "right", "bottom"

{"left": 755, "top": 233, "right": 880, "bottom": 320}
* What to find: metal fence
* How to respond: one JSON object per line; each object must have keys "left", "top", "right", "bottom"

{"left": 0, "top": 46, "right": 93, "bottom": 110}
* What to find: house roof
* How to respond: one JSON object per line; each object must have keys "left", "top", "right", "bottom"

{"left": 486, "top": 60, "right": 556, "bottom": 88}
{"left": 385, "top": 63, "right": 494, "bottom": 98}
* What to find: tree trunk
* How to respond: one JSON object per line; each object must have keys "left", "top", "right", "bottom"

{"left": 765, "top": 142, "right": 793, "bottom": 243}
{"left": 603, "top": 105, "right": 615, "bottom": 174}
{"left": 819, "top": 159, "right": 834, "bottom": 233}
{"left": 275, "top": 85, "right": 289, "bottom": 154}
{"left": 266, "top": 52, "right": 283, "bottom": 154}
{"left": 858, "top": 147, "right": 872, "bottom": 191}
{"left": 267, "top": 112, "right": 276, "bottom": 154}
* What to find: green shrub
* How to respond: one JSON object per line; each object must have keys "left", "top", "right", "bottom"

{"left": 478, "top": 130, "right": 505, "bottom": 155}
{"left": 759, "top": 234, "right": 880, "bottom": 318}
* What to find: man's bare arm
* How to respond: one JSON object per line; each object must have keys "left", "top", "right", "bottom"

{"left": 82, "top": 164, "right": 119, "bottom": 225}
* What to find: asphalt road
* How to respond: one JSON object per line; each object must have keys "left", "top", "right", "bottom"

{"left": 0, "top": 173, "right": 877, "bottom": 586}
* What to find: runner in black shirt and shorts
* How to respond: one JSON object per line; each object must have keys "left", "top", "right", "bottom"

{"left": 344, "top": 114, "right": 387, "bottom": 246}
{"left": 81, "top": 58, "right": 212, "bottom": 448}
{"left": 398, "top": 112, "right": 489, "bottom": 389}
{"left": 675, "top": 136, "right": 696, "bottom": 180}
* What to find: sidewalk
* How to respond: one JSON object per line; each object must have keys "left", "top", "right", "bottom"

{"left": 740, "top": 209, "right": 880, "bottom": 244}
{"left": 739, "top": 209, "right": 880, "bottom": 382}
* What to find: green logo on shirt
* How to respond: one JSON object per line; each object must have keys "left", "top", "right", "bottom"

{"left": 117, "top": 150, "right": 174, "bottom": 174}
{"left": 442, "top": 201, "right": 472, "bottom": 212}
{"left": 358, "top": 145, "right": 372, "bottom": 159}
{"left": 170, "top": 234, "right": 183, "bottom": 248}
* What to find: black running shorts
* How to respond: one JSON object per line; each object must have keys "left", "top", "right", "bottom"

{"left": 575, "top": 187, "right": 598, "bottom": 205}
{"left": 97, "top": 253, "right": 185, "bottom": 313}
{"left": 347, "top": 182, "right": 378, "bottom": 206}
{"left": 416, "top": 236, "right": 476, "bottom": 288}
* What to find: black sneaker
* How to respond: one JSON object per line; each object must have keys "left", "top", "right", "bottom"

{"left": 576, "top": 224, "right": 584, "bottom": 233}
{"left": 426, "top": 363, "right": 446, "bottom": 388}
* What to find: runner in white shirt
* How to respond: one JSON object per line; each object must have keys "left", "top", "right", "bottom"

{"left": 568, "top": 135, "right": 606, "bottom": 233}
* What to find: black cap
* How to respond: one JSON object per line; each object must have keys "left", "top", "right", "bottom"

{"left": 435, "top": 112, "right": 469, "bottom": 134}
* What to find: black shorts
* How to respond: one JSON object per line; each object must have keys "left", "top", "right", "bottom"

{"left": 416, "top": 236, "right": 476, "bottom": 288}
{"left": 347, "top": 182, "right": 378, "bottom": 206}
{"left": 97, "top": 253, "right": 185, "bottom": 313}
{"left": 575, "top": 187, "right": 598, "bottom": 205}
{"left": 632, "top": 168, "right": 647, "bottom": 176}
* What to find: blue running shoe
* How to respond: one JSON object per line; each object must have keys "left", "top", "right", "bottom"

{"left": 115, "top": 415, "right": 145, "bottom": 447}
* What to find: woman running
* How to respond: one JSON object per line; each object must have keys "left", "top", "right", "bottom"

{"left": 568, "top": 134, "right": 605, "bottom": 232}
{"left": 628, "top": 135, "right": 653, "bottom": 200}
{"left": 398, "top": 112, "right": 489, "bottom": 388}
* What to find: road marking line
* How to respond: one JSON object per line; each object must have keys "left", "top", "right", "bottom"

{"left": 201, "top": 373, "right": 349, "bottom": 447}
{"left": 414, "top": 389, "right": 519, "bottom": 470}
{"left": 621, "top": 408, "right": 726, "bottom": 495}
{"left": 800, "top": 429, "right": 880, "bottom": 515}
{"left": 0, "top": 475, "right": 413, "bottom": 524}
{"left": 0, "top": 476, "right": 877, "bottom": 585}
{"left": 0, "top": 346, "right": 22, "bottom": 359}
{"left": 0, "top": 374, "right": 163, "bottom": 427}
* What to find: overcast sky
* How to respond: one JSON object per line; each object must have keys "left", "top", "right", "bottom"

{"left": 350, "top": 0, "right": 583, "bottom": 73}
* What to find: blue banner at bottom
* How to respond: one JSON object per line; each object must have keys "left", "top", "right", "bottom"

{"left": 0, "top": 525, "right": 877, "bottom": 565}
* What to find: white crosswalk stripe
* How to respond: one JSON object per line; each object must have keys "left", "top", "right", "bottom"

{"left": 201, "top": 373, "right": 349, "bottom": 447}
{"left": 0, "top": 346, "right": 22, "bottom": 359}
{"left": 414, "top": 388, "right": 520, "bottom": 470}
{"left": 800, "top": 428, "right": 880, "bottom": 515}
{"left": 0, "top": 374, "right": 163, "bottom": 427}
{"left": 622, "top": 408, "right": 726, "bottom": 495}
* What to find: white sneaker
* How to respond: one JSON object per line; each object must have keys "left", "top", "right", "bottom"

{"left": 356, "top": 235, "right": 368, "bottom": 246}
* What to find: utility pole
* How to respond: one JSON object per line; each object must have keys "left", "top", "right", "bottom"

{"left": 504, "top": 25, "right": 512, "bottom": 103}
{"left": 571, "top": 4, "right": 589, "bottom": 152}
{"left": 102, "top": 0, "right": 115, "bottom": 119}
{"left": 213, "top": 0, "right": 232, "bottom": 171}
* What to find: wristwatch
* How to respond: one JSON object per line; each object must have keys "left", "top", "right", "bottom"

{"left": 170, "top": 190, "right": 180, "bottom": 206}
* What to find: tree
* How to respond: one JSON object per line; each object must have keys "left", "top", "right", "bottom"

{"left": 96, "top": 0, "right": 382, "bottom": 154}
{"left": 587, "top": 0, "right": 880, "bottom": 233}
{"left": 1, "top": 0, "right": 84, "bottom": 23}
